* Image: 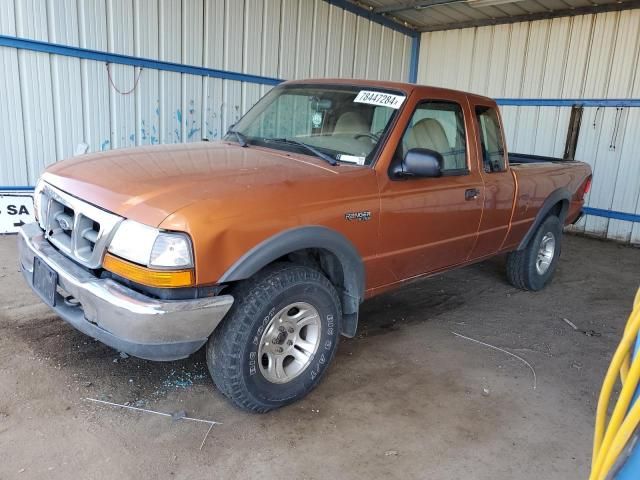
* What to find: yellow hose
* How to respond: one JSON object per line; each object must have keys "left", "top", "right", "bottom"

{"left": 592, "top": 309, "right": 640, "bottom": 465}
{"left": 620, "top": 292, "right": 640, "bottom": 383}
{"left": 590, "top": 288, "right": 640, "bottom": 480}
{"left": 600, "top": 400, "right": 640, "bottom": 478}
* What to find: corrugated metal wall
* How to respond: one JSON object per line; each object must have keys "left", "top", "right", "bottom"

{"left": 418, "top": 10, "right": 640, "bottom": 244}
{"left": 0, "top": 0, "right": 413, "bottom": 187}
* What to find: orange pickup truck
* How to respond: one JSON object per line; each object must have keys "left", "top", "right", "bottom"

{"left": 19, "top": 79, "right": 592, "bottom": 412}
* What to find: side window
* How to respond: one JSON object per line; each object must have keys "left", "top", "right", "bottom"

{"left": 400, "top": 101, "right": 467, "bottom": 173}
{"left": 476, "top": 106, "right": 506, "bottom": 173}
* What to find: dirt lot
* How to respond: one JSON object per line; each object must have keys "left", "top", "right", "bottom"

{"left": 0, "top": 234, "right": 638, "bottom": 480}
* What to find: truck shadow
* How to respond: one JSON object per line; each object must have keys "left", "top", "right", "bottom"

{"left": 5, "top": 256, "right": 508, "bottom": 403}
{"left": 357, "top": 256, "right": 507, "bottom": 337}
{"left": 5, "top": 310, "right": 210, "bottom": 402}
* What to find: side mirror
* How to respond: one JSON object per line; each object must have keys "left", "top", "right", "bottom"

{"left": 394, "top": 148, "right": 443, "bottom": 178}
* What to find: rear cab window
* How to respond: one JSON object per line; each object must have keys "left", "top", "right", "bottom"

{"left": 475, "top": 106, "right": 507, "bottom": 173}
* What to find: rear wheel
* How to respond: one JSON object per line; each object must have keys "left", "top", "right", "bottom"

{"left": 207, "top": 263, "right": 341, "bottom": 412}
{"left": 506, "top": 215, "right": 562, "bottom": 291}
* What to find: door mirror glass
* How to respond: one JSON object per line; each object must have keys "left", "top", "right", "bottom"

{"left": 398, "top": 148, "right": 443, "bottom": 178}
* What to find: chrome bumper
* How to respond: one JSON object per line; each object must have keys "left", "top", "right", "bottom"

{"left": 18, "top": 222, "right": 234, "bottom": 361}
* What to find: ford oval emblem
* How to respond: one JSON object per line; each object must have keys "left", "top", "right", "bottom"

{"left": 57, "top": 216, "right": 72, "bottom": 230}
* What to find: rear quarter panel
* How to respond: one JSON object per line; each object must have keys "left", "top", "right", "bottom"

{"left": 503, "top": 161, "right": 592, "bottom": 250}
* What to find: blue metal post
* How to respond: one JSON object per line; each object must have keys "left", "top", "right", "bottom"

{"left": 409, "top": 35, "right": 421, "bottom": 84}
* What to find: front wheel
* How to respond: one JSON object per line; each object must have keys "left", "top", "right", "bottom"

{"left": 207, "top": 263, "right": 342, "bottom": 412}
{"left": 506, "top": 215, "right": 562, "bottom": 291}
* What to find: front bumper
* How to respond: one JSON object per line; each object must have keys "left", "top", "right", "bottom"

{"left": 18, "top": 222, "right": 233, "bottom": 361}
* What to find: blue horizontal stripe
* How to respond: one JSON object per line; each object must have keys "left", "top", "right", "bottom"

{"left": 0, "top": 35, "right": 284, "bottom": 86}
{"left": 583, "top": 207, "right": 640, "bottom": 223}
{"left": 0, "top": 186, "right": 34, "bottom": 192}
{"left": 496, "top": 98, "right": 640, "bottom": 107}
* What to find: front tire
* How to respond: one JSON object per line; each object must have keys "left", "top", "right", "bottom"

{"left": 506, "top": 215, "right": 562, "bottom": 291}
{"left": 207, "top": 263, "right": 342, "bottom": 412}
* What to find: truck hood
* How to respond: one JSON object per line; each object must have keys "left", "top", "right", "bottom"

{"left": 43, "top": 142, "right": 340, "bottom": 226}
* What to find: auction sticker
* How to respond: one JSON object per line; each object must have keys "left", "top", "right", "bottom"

{"left": 0, "top": 192, "right": 34, "bottom": 234}
{"left": 354, "top": 90, "right": 406, "bottom": 109}
{"left": 337, "top": 154, "right": 366, "bottom": 165}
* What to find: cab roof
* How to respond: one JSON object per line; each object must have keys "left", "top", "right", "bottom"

{"left": 282, "top": 78, "right": 497, "bottom": 106}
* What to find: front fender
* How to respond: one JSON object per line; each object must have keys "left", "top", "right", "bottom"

{"left": 219, "top": 225, "right": 365, "bottom": 337}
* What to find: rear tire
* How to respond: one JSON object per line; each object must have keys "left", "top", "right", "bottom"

{"left": 506, "top": 215, "right": 562, "bottom": 291}
{"left": 207, "top": 263, "right": 342, "bottom": 412}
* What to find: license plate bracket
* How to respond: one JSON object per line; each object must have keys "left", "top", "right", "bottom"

{"left": 33, "top": 257, "right": 57, "bottom": 307}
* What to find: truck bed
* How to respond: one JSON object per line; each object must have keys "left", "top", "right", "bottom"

{"left": 502, "top": 156, "right": 591, "bottom": 250}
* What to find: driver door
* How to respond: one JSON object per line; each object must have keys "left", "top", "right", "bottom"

{"left": 378, "top": 98, "right": 484, "bottom": 281}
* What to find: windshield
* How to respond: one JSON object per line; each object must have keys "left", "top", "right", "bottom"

{"left": 226, "top": 84, "right": 406, "bottom": 166}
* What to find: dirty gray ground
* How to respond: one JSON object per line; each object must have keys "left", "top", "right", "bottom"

{"left": 0, "top": 234, "right": 638, "bottom": 480}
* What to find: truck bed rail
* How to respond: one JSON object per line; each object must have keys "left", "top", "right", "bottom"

{"left": 509, "top": 152, "right": 567, "bottom": 164}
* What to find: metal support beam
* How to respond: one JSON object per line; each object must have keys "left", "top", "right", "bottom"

{"left": 375, "top": 0, "right": 465, "bottom": 14}
{"left": 0, "top": 35, "right": 283, "bottom": 86}
{"left": 322, "top": 0, "right": 418, "bottom": 37}
{"left": 419, "top": 0, "right": 640, "bottom": 32}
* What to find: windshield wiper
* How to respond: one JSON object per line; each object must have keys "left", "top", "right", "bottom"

{"left": 266, "top": 138, "right": 337, "bottom": 166}
{"left": 227, "top": 129, "right": 248, "bottom": 147}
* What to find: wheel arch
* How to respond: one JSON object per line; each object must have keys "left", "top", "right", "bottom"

{"left": 218, "top": 226, "right": 365, "bottom": 337}
{"left": 517, "top": 187, "right": 571, "bottom": 251}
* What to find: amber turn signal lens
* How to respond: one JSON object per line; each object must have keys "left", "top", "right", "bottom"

{"left": 103, "top": 253, "right": 194, "bottom": 288}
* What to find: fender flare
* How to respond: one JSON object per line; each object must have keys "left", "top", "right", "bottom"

{"left": 219, "top": 226, "right": 365, "bottom": 337}
{"left": 517, "top": 187, "right": 571, "bottom": 250}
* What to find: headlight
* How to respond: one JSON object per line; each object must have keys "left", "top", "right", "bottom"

{"left": 107, "top": 220, "right": 193, "bottom": 268}
{"left": 150, "top": 233, "right": 193, "bottom": 267}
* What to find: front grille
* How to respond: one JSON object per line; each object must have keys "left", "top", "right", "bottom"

{"left": 36, "top": 183, "right": 123, "bottom": 269}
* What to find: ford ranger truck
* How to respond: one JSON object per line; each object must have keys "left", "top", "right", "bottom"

{"left": 18, "top": 79, "right": 592, "bottom": 412}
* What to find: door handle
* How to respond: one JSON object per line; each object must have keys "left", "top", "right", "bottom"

{"left": 465, "top": 188, "right": 480, "bottom": 201}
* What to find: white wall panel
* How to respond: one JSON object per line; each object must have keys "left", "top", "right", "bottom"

{"left": 222, "top": 0, "right": 244, "bottom": 129}
{"left": 339, "top": 11, "right": 356, "bottom": 78}
{"left": 134, "top": 0, "right": 160, "bottom": 145}
{"left": 106, "top": 0, "right": 136, "bottom": 149}
{"left": 14, "top": 0, "right": 56, "bottom": 184}
{"left": 0, "top": 0, "right": 27, "bottom": 186}
{"left": 419, "top": 9, "right": 640, "bottom": 244}
{"left": 325, "top": 4, "right": 342, "bottom": 78}
{"left": 0, "top": 0, "right": 413, "bottom": 188}
{"left": 310, "top": 0, "right": 329, "bottom": 78}
{"left": 182, "top": 0, "right": 204, "bottom": 141}
{"left": 353, "top": 16, "right": 370, "bottom": 78}
{"left": 78, "top": 0, "right": 111, "bottom": 154}
{"left": 611, "top": 13, "right": 640, "bottom": 244}
{"left": 159, "top": 0, "right": 183, "bottom": 144}
{"left": 48, "top": 0, "right": 84, "bottom": 161}
{"left": 202, "top": 0, "right": 225, "bottom": 140}
{"left": 366, "top": 22, "right": 381, "bottom": 80}
{"left": 243, "top": 0, "right": 265, "bottom": 114}
{"left": 387, "top": 31, "right": 402, "bottom": 81}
